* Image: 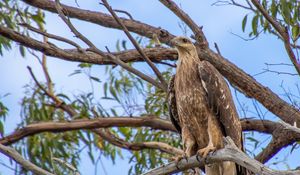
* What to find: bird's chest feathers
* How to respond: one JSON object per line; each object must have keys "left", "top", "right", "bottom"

{"left": 175, "top": 60, "right": 207, "bottom": 111}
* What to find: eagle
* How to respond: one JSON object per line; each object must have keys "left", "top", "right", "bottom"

{"left": 168, "top": 36, "right": 247, "bottom": 175}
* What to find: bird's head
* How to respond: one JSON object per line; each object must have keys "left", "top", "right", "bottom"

{"left": 170, "top": 36, "right": 197, "bottom": 57}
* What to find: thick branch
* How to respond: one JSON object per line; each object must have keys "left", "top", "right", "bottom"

{"left": 0, "top": 144, "right": 54, "bottom": 175}
{"left": 20, "top": 0, "right": 300, "bottom": 125}
{"left": 142, "top": 137, "right": 300, "bottom": 175}
{"left": 22, "top": 0, "right": 175, "bottom": 43}
{"left": 254, "top": 122, "right": 299, "bottom": 163}
{"left": 0, "top": 116, "right": 175, "bottom": 145}
{"left": 0, "top": 25, "right": 177, "bottom": 65}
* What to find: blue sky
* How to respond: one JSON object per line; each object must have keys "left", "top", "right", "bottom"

{"left": 0, "top": 0, "right": 299, "bottom": 174}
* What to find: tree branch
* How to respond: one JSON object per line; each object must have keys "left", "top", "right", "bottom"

{"left": 54, "top": 0, "right": 164, "bottom": 90}
{"left": 1, "top": 23, "right": 300, "bottom": 127}
{"left": 142, "top": 137, "right": 300, "bottom": 175}
{"left": 19, "top": 22, "right": 83, "bottom": 51}
{"left": 159, "top": 0, "right": 208, "bottom": 47}
{"left": 93, "top": 129, "right": 183, "bottom": 155}
{"left": 101, "top": 0, "right": 168, "bottom": 90}
{"left": 22, "top": 0, "right": 175, "bottom": 43}
{"left": 21, "top": 0, "right": 300, "bottom": 126}
{"left": 250, "top": 0, "right": 300, "bottom": 76}
{"left": 0, "top": 116, "right": 176, "bottom": 145}
{"left": 0, "top": 144, "right": 54, "bottom": 175}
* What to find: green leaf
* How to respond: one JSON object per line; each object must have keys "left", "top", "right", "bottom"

{"left": 116, "top": 39, "right": 120, "bottom": 51}
{"left": 78, "top": 63, "right": 92, "bottom": 68}
{"left": 110, "top": 108, "right": 118, "bottom": 116}
{"left": 103, "top": 82, "right": 108, "bottom": 97}
{"left": 109, "top": 86, "right": 119, "bottom": 102}
{"left": 121, "top": 40, "right": 127, "bottom": 50}
{"left": 242, "top": 15, "right": 248, "bottom": 32}
{"left": 270, "top": 0, "right": 278, "bottom": 18}
{"left": 19, "top": 45, "right": 25, "bottom": 57}
{"left": 90, "top": 76, "right": 101, "bottom": 83}
{"left": 0, "top": 121, "right": 3, "bottom": 135}
{"left": 292, "top": 25, "right": 300, "bottom": 40}
{"left": 280, "top": 0, "right": 291, "bottom": 24}
{"left": 252, "top": 14, "right": 259, "bottom": 35}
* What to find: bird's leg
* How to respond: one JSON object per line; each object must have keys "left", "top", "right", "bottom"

{"left": 197, "top": 115, "right": 223, "bottom": 158}
{"left": 174, "top": 126, "right": 195, "bottom": 166}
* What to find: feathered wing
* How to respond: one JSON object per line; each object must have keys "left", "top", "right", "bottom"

{"left": 167, "top": 75, "right": 181, "bottom": 134}
{"left": 198, "top": 61, "right": 250, "bottom": 175}
{"left": 198, "top": 61, "right": 242, "bottom": 148}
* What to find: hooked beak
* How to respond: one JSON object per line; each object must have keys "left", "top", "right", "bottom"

{"left": 169, "top": 38, "right": 179, "bottom": 47}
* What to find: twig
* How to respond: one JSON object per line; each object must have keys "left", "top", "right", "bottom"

{"left": 27, "top": 66, "right": 76, "bottom": 116}
{"left": 142, "top": 137, "right": 300, "bottom": 175}
{"left": 159, "top": 0, "right": 208, "bottom": 47}
{"left": 250, "top": 0, "right": 300, "bottom": 76}
{"left": 94, "top": 129, "right": 183, "bottom": 155}
{"left": 54, "top": 0, "right": 102, "bottom": 54}
{"left": 54, "top": 0, "right": 165, "bottom": 90}
{"left": 0, "top": 144, "right": 54, "bottom": 175}
{"left": 212, "top": 0, "right": 255, "bottom": 11}
{"left": 113, "top": 9, "right": 134, "bottom": 20}
{"left": 19, "top": 23, "right": 83, "bottom": 51}
{"left": 52, "top": 158, "right": 80, "bottom": 175}
{"left": 101, "top": 0, "right": 168, "bottom": 90}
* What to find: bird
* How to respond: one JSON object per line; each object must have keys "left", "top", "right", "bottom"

{"left": 167, "top": 36, "right": 248, "bottom": 175}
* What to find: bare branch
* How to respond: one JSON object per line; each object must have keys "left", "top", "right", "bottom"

{"left": 2, "top": 23, "right": 300, "bottom": 126}
{"left": 0, "top": 144, "right": 54, "bottom": 175}
{"left": 101, "top": 0, "right": 168, "bottom": 90}
{"left": 159, "top": 0, "right": 208, "bottom": 47}
{"left": 0, "top": 116, "right": 176, "bottom": 145}
{"left": 22, "top": 0, "right": 175, "bottom": 43}
{"left": 52, "top": 158, "right": 80, "bottom": 175}
{"left": 19, "top": 23, "right": 83, "bottom": 51}
{"left": 54, "top": 0, "right": 165, "bottom": 90}
{"left": 241, "top": 118, "right": 300, "bottom": 163}
{"left": 142, "top": 137, "right": 300, "bottom": 175}
{"left": 93, "top": 129, "right": 183, "bottom": 155}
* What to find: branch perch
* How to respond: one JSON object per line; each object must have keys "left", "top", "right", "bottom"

{"left": 142, "top": 137, "right": 300, "bottom": 175}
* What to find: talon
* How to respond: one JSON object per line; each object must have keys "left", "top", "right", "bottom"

{"left": 197, "top": 145, "right": 216, "bottom": 158}
{"left": 172, "top": 153, "right": 188, "bottom": 169}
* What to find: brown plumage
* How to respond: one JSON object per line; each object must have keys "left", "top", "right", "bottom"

{"left": 167, "top": 36, "right": 248, "bottom": 175}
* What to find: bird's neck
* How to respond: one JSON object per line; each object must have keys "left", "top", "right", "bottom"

{"left": 177, "top": 50, "right": 200, "bottom": 68}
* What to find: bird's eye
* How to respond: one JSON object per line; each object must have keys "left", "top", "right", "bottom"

{"left": 182, "top": 38, "right": 188, "bottom": 43}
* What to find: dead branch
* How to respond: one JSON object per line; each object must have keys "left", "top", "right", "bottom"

{"left": 142, "top": 137, "right": 300, "bottom": 175}
{"left": 0, "top": 144, "right": 54, "bottom": 175}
